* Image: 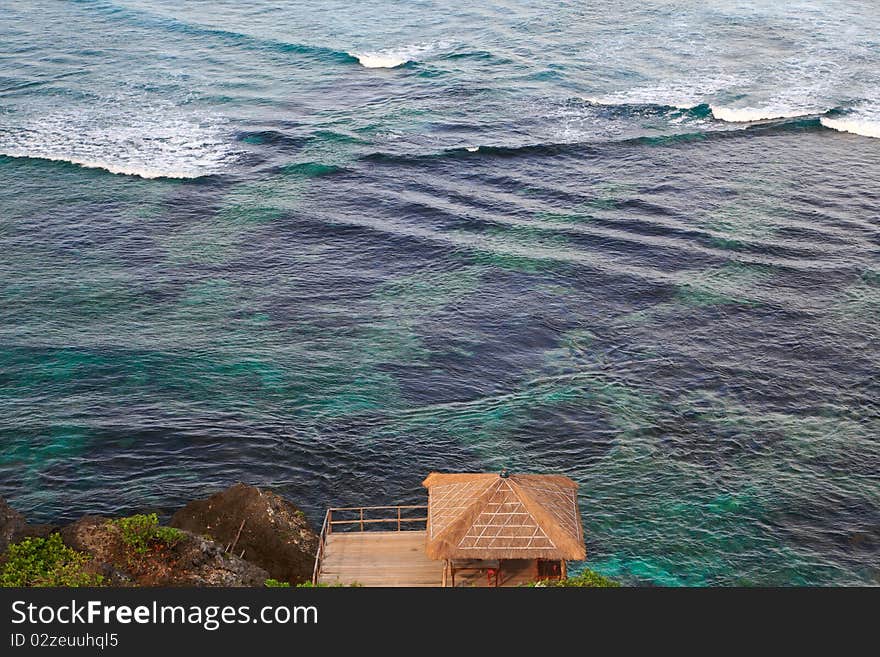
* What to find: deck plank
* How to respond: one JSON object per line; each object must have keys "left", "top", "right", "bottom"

{"left": 317, "top": 530, "right": 541, "bottom": 587}
{"left": 318, "top": 531, "right": 442, "bottom": 587}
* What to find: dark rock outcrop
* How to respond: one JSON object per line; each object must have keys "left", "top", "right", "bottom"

{"left": 166, "top": 533, "right": 268, "bottom": 587}
{"left": 61, "top": 516, "right": 115, "bottom": 562}
{"left": 2, "top": 486, "right": 313, "bottom": 587}
{"left": 60, "top": 515, "right": 267, "bottom": 587}
{"left": 171, "top": 483, "right": 318, "bottom": 584}
{"left": 60, "top": 516, "right": 133, "bottom": 585}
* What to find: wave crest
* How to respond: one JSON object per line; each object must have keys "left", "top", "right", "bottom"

{"left": 350, "top": 42, "right": 441, "bottom": 69}
{"left": 709, "top": 105, "right": 817, "bottom": 123}
{"left": 820, "top": 116, "right": 880, "bottom": 139}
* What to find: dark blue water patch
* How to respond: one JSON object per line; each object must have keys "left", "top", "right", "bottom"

{"left": 244, "top": 208, "right": 455, "bottom": 267}
{"left": 437, "top": 50, "right": 501, "bottom": 63}
{"left": 768, "top": 499, "right": 880, "bottom": 566}
{"left": 2, "top": 200, "right": 169, "bottom": 267}
{"left": 236, "top": 130, "right": 310, "bottom": 153}
{"left": 509, "top": 407, "right": 618, "bottom": 465}
{"left": 160, "top": 420, "right": 480, "bottom": 522}
{"left": 0, "top": 415, "right": 487, "bottom": 525}
{"left": 627, "top": 305, "right": 879, "bottom": 415}
{"left": 374, "top": 361, "right": 492, "bottom": 407}
{"left": 376, "top": 313, "right": 564, "bottom": 405}
{"left": 74, "top": 0, "right": 359, "bottom": 66}
{"left": 658, "top": 428, "right": 784, "bottom": 470}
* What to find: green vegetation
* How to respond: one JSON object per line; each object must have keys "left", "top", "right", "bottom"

{"left": 153, "top": 525, "right": 185, "bottom": 545}
{"left": 0, "top": 534, "right": 103, "bottom": 587}
{"left": 528, "top": 568, "right": 620, "bottom": 588}
{"left": 264, "top": 578, "right": 290, "bottom": 587}
{"left": 114, "top": 514, "right": 184, "bottom": 554}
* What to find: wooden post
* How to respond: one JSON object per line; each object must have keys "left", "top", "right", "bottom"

{"left": 327, "top": 509, "right": 332, "bottom": 535}
{"left": 397, "top": 507, "right": 401, "bottom": 531}
{"left": 560, "top": 560, "right": 567, "bottom": 580}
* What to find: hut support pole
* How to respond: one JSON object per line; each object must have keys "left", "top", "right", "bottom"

{"left": 560, "top": 560, "right": 567, "bottom": 580}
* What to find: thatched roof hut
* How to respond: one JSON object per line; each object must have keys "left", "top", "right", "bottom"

{"left": 422, "top": 472, "right": 586, "bottom": 561}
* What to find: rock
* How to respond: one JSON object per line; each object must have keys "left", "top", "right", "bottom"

{"left": 22, "top": 524, "right": 57, "bottom": 540}
{"left": 164, "top": 533, "right": 268, "bottom": 587}
{"left": 60, "top": 516, "right": 115, "bottom": 561}
{"left": 171, "top": 483, "right": 318, "bottom": 584}
{"left": 0, "top": 498, "right": 27, "bottom": 553}
{"left": 59, "top": 516, "right": 131, "bottom": 585}
{"left": 60, "top": 515, "right": 266, "bottom": 587}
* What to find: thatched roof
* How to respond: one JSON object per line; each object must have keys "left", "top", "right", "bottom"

{"left": 422, "top": 472, "right": 586, "bottom": 561}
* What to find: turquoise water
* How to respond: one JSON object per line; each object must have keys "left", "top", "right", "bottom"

{"left": 1, "top": 1, "right": 878, "bottom": 585}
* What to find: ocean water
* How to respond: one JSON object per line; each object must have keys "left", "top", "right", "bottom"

{"left": 1, "top": 0, "right": 878, "bottom": 586}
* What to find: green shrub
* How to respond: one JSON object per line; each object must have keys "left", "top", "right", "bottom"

{"left": 153, "top": 525, "right": 184, "bottom": 546}
{"left": 528, "top": 568, "right": 619, "bottom": 588}
{"left": 115, "top": 514, "right": 184, "bottom": 554}
{"left": 265, "top": 578, "right": 290, "bottom": 587}
{"left": 0, "top": 534, "right": 103, "bottom": 587}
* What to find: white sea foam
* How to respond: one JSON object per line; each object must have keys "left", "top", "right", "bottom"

{"left": 709, "top": 105, "right": 816, "bottom": 123}
{"left": 350, "top": 42, "right": 440, "bottom": 68}
{"left": 583, "top": 75, "right": 745, "bottom": 111}
{"left": 354, "top": 53, "right": 408, "bottom": 68}
{"left": 820, "top": 116, "right": 880, "bottom": 139}
{"left": 465, "top": 146, "right": 479, "bottom": 152}
{"left": 0, "top": 99, "right": 235, "bottom": 179}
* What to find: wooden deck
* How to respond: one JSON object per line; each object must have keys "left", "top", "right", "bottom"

{"left": 317, "top": 531, "right": 442, "bottom": 587}
{"left": 316, "top": 530, "right": 541, "bottom": 587}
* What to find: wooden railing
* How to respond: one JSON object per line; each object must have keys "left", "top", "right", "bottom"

{"left": 311, "top": 509, "right": 332, "bottom": 585}
{"left": 311, "top": 505, "right": 428, "bottom": 584}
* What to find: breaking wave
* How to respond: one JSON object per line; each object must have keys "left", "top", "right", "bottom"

{"left": 0, "top": 102, "right": 236, "bottom": 179}
{"left": 583, "top": 97, "right": 880, "bottom": 140}
{"left": 350, "top": 42, "right": 442, "bottom": 68}
{"left": 709, "top": 105, "right": 819, "bottom": 123}
{"left": 819, "top": 116, "right": 880, "bottom": 139}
